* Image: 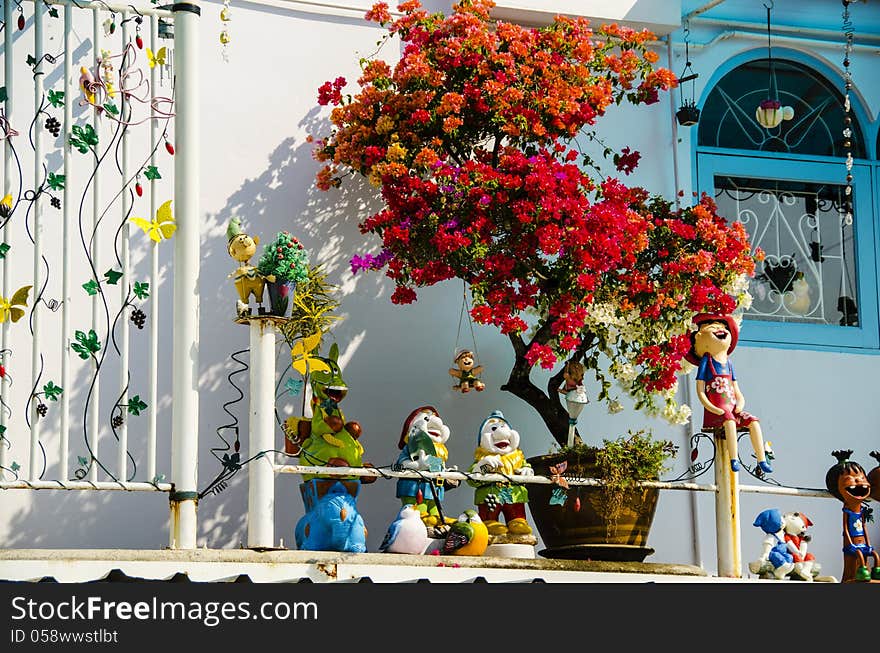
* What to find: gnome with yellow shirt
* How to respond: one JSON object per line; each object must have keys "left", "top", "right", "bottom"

{"left": 468, "top": 410, "right": 533, "bottom": 536}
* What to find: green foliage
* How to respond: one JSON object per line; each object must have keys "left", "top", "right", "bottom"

{"left": 133, "top": 281, "right": 150, "bottom": 300}
{"left": 553, "top": 429, "right": 677, "bottom": 533}
{"left": 70, "top": 124, "right": 99, "bottom": 153}
{"left": 104, "top": 269, "right": 122, "bottom": 285}
{"left": 46, "top": 173, "right": 65, "bottom": 191}
{"left": 82, "top": 279, "right": 99, "bottom": 296}
{"left": 280, "top": 263, "right": 342, "bottom": 348}
{"left": 47, "top": 90, "right": 64, "bottom": 108}
{"left": 143, "top": 166, "right": 161, "bottom": 181}
{"left": 71, "top": 329, "right": 101, "bottom": 359}
{"left": 42, "top": 381, "right": 63, "bottom": 402}
{"left": 256, "top": 231, "right": 310, "bottom": 283}
{"left": 127, "top": 395, "right": 147, "bottom": 416}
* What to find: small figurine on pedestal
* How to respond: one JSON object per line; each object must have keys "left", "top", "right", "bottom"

{"left": 395, "top": 406, "right": 458, "bottom": 527}
{"left": 685, "top": 313, "right": 772, "bottom": 474}
{"left": 226, "top": 216, "right": 274, "bottom": 318}
{"left": 558, "top": 360, "right": 588, "bottom": 448}
{"left": 378, "top": 504, "right": 432, "bottom": 555}
{"left": 449, "top": 348, "right": 485, "bottom": 393}
{"left": 824, "top": 450, "right": 880, "bottom": 582}
{"left": 468, "top": 410, "right": 533, "bottom": 536}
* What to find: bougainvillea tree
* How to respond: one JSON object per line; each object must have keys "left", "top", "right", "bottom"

{"left": 311, "top": 0, "right": 760, "bottom": 447}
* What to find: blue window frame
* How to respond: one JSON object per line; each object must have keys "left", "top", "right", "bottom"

{"left": 695, "top": 54, "right": 876, "bottom": 352}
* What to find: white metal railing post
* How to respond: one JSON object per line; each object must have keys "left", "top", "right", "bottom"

{"left": 1, "top": 0, "right": 13, "bottom": 475}
{"left": 118, "top": 11, "right": 131, "bottom": 482}
{"left": 713, "top": 432, "right": 742, "bottom": 577}
{"left": 59, "top": 3, "right": 74, "bottom": 481}
{"left": 29, "top": 0, "right": 45, "bottom": 481}
{"left": 169, "top": 1, "right": 201, "bottom": 549}
{"left": 247, "top": 319, "right": 276, "bottom": 548}
{"left": 88, "top": 8, "right": 102, "bottom": 482}
{"left": 147, "top": 15, "right": 159, "bottom": 483}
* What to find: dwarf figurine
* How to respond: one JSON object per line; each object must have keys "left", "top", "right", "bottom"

{"left": 395, "top": 406, "right": 458, "bottom": 527}
{"left": 468, "top": 410, "right": 533, "bottom": 536}
{"left": 824, "top": 450, "right": 880, "bottom": 582}
{"left": 226, "top": 216, "right": 274, "bottom": 318}
{"left": 449, "top": 348, "right": 485, "bottom": 393}
{"left": 685, "top": 313, "right": 772, "bottom": 474}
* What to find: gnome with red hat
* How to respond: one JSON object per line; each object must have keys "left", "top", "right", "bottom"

{"left": 395, "top": 406, "right": 458, "bottom": 526}
{"left": 686, "top": 313, "right": 772, "bottom": 474}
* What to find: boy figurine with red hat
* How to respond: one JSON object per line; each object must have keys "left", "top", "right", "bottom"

{"left": 686, "top": 313, "right": 772, "bottom": 474}
{"left": 395, "top": 406, "right": 458, "bottom": 527}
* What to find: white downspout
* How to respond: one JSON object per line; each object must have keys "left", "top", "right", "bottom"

{"left": 666, "top": 35, "right": 703, "bottom": 570}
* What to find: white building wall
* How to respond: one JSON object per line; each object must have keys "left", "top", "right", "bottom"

{"left": 2, "top": 0, "right": 877, "bottom": 580}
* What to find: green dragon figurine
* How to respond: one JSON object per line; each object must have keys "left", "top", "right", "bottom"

{"left": 287, "top": 343, "right": 375, "bottom": 484}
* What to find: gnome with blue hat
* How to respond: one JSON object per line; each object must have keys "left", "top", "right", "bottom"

{"left": 467, "top": 410, "right": 533, "bottom": 536}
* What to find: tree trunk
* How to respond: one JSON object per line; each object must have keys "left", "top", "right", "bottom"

{"left": 500, "top": 332, "right": 572, "bottom": 448}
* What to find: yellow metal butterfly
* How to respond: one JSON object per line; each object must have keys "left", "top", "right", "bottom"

{"left": 146, "top": 47, "right": 167, "bottom": 69}
{"left": 0, "top": 285, "right": 32, "bottom": 323}
{"left": 0, "top": 194, "right": 12, "bottom": 218}
{"left": 291, "top": 331, "right": 330, "bottom": 375}
{"left": 130, "top": 200, "right": 176, "bottom": 243}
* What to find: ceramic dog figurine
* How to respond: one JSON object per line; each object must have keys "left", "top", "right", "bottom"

{"left": 749, "top": 508, "right": 796, "bottom": 580}
{"left": 781, "top": 511, "right": 820, "bottom": 581}
{"left": 824, "top": 450, "right": 880, "bottom": 582}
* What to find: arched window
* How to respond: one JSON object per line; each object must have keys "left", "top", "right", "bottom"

{"left": 696, "top": 56, "right": 876, "bottom": 351}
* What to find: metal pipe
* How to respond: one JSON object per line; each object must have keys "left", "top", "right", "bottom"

{"left": 22, "top": 0, "right": 174, "bottom": 17}
{"left": 118, "top": 11, "right": 130, "bottom": 482}
{"left": 247, "top": 320, "right": 276, "bottom": 548}
{"left": 274, "top": 464, "right": 719, "bottom": 492}
{"left": 88, "top": 8, "right": 101, "bottom": 483}
{"left": 59, "top": 3, "right": 73, "bottom": 481}
{"left": 680, "top": 30, "right": 880, "bottom": 53}
{"left": 29, "top": 0, "right": 45, "bottom": 481}
{"left": 682, "top": 0, "right": 728, "bottom": 23}
{"left": 147, "top": 14, "right": 159, "bottom": 484}
{"left": 1, "top": 0, "right": 14, "bottom": 476}
{"left": 169, "top": 3, "right": 200, "bottom": 550}
{"left": 0, "top": 480, "right": 172, "bottom": 492}
{"left": 690, "top": 15, "right": 880, "bottom": 44}
{"left": 713, "top": 436, "right": 741, "bottom": 578}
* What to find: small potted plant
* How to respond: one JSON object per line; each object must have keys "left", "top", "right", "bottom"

{"left": 256, "top": 231, "right": 310, "bottom": 317}
{"left": 527, "top": 429, "right": 677, "bottom": 561}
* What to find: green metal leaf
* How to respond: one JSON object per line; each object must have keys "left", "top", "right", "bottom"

{"left": 47, "top": 172, "right": 65, "bottom": 191}
{"left": 127, "top": 394, "right": 147, "bottom": 416}
{"left": 70, "top": 124, "right": 98, "bottom": 154}
{"left": 47, "top": 90, "right": 64, "bottom": 108}
{"left": 10, "top": 461, "right": 19, "bottom": 472}
{"left": 48, "top": 7, "right": 59, "bottom": 18}
{"left": 26, "top": 55, "right": 36, "bottom": 67}
{"left": 0, "top": 87, "right": 7, "bottom": 103}
{"left": 133, "top": 281, "right": 150, "bottom": 300}
{"left": 0, "top": 243, "right": 10, "bottom": 259}
{"left": 82, "top": 279, "right": 99, "bottom": 296}
{"left": 143, "top": 165, "right": 161, "bottom": 181}
{"left": 42, "top": 381, "right": 63, "bottom": 401}
{"left": 103, "top": 102, "right": 119, "bottom": 116}
{"left": 71, "top": 329, "right": 101, "bottom": 359}
{"left": 77, "top": 456, "right": 89, "bottom": 467}
{"left": 104, "top": 269, "right": 123, "bottom": 285}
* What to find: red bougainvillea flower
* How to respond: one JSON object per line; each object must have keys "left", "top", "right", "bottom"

{"left": 310, "top": 0, "right": 758, "bottom": 440}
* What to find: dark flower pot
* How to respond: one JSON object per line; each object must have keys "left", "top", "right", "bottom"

{"left": 527, "top": 452, "right": 659, "bottom": 562}
{"left": 676, "top": 105, "right": 700, "bottom": 127}
{"left": 265, "top": 280, "right": 294, "bottom": 317}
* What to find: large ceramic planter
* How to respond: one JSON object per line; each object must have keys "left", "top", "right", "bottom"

{"left": 527, "top": 452, "right": 659, "bottom": 562}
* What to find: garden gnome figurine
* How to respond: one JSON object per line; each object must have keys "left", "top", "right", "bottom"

{"left": 395, "top": 406, "right": 458, "bottom": 527}
{"left": 226, "top": 216, "right": 274, "bottom": 318}
{"left": 449, "top": 348, "right": 485, "bottom": 393}
{"left": 558, "top": 360, "right": 588, "bottom": 448}
{"left": 824, "top": 450, "right": 880, "bottom": 582}
{"left": 686, "top": 313, "right": 772, "bottom": 474}
{"left": 468, "top": 410, "right": 533, "bottom": 536}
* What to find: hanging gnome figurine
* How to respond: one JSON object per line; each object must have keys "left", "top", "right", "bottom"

{"left": 226, "top": 216, "right": 274, "bottom": 318}
{"left": 395, "top": 406, "right": 459, "bottom": 527}
{"left": 449, "top": 348, "right": 485, "bottom": 393}
{"left": 686, "top": 313, "right": 772, "bottom": 474}
{"left": 468, "top": 410, "right": 533, "bottom": 536}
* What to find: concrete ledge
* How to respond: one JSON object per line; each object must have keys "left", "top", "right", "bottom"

{"left": 0, "top": 548, "right": 714, "bottom": 583}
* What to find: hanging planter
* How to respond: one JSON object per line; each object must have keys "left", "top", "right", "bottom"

{"left": 676, "top": 100, "right": 701, "bottom": 127}
{"left": 755, "top": 2, "right": 794, "bottom": 130}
